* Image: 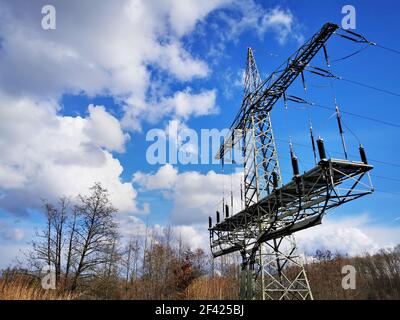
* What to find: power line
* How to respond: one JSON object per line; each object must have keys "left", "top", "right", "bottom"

{"left": 336, "top": 27, "right": 400, "bottom": 56}
{"left": 371, "top": 174, "right": 400, "bottom": 184}
{"left": 331, "top": 45, "right": 370, "bottom": 62}
{"left": 329, "top": 31, "right": 400, "bottom": 97}
{"left": 368, "top": 158, "right": 400, "bottom": 169}
{"left": 374, "top": 189, "right": 400, "bottom": 196}
{"left": 311, "top": 103, "right": 400, "bottom": 129}
{"left": 341, "top": 77, "right": 400, "bottom": 98}
{"left": 375, "top": 44, "right": 400, "bottom": 56}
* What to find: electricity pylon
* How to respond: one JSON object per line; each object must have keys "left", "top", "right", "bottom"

{"left": 243, "top": 48, "right": 312, "bottom": 300}
{"left": 209, "top": 23, "right": 374, "bottom": 300}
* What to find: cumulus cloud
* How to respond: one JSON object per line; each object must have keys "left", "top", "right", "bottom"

{"left": 172, "top": 225, "right": 209, "bottom": 250}
{"left": 0, "top": 0, "right": 231, "bottom": 218}
{"left": 84, "top": 105, "right": 130, "bottom": 153}
{"left": 296, "top": 213, "right": 400, "bottom": 256}
{"left": 133, "top": 164, "right": 238, "bottom": 254}
{"left": 0, "top": 0, "right": 227, "bottom": 134}
{"left": 0, "top": 1, "right": 304, "bottom": 131}
{"left": 116, "top": 215, "right": 209, "bottom": 253}
{"left": 133, "top": 163, "right": 178, "bottom": 191}
{"left": 122, "top": 88, "right": 218, "bottom": 131}
{"left": 159, "top": 42, "right": 210, "bottom": 81}
{"left": 0, "top": 93, "right": 138, "bottom": 214}
{"left": 0, "top": 0, "right": 219, "bottom": 97}
{"left": 167, "top": 0, "right": 231, "bottom": 36}
{"left": 258, "top": 7, "right": 302, "bottom": 44}
{"left": 133, "top": 164, "right": 242, "bottom": 225}
{"left": 166, "top": 89, "right": 218, "bottom": 120}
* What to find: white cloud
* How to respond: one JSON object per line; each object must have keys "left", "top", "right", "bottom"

{"left": 134, "top": 164, "right": 242, "bottom": 225}
{"left": 0, "top": 0, "right": 228, "bottom": 218}
{"left": 115, "top": 215, "right": 209, "bottom": 254}
{"left": 84, "top": 105, "right": 129, "bottom": 153}
{"left": 133, "top": 163, "right": 178, "bottom": 191}
{"left": 170, "top": 170, "right": 241, "bottom": 225}
{"left": 0, "top": 0, "right": 227, "bottom": 133}
{"left": 167, "top": 0, "right": 231, "bottom": 36}
{"left": 0, "top": 0, "right": 218, "bottom": 96}
{"left": 133, "top": 164, "right": 242, "bottom": 251}
{"left": 218, "top": 1, "right": 303, "bottom": 44}
{"left": 296, "top": 213, "right": 400, "bottom": 256}
{"left": 0, "top": 1, "right": 303, "bottom": 133}
{"left": 166, "top": 88, "right": 218, "bottom": 120}
{"left": 258, "top": 7, "right": 301, "bottom": 45}
{"left": 122, "top": 88, "right": 218, "bottom": 131}
{"left": 172, "top": 225, "right": 209, "bottom": 251}
{"left": 0, "top": 243, "right": 31, "bottom": 269}
{"left": 159, "top": 42, "right": 210, "bottom": 81}
{"left": 0, "top": 93, "right": 138, "bottom": 214}
{"left": 117, "top": 215, "right": 148, "bottom": 239}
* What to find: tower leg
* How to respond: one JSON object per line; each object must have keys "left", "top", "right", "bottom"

{"left": 254, "top": 235, "right": 313, "bottom": 300}
{"left": 239, "top": 253, "right": 255, "bottom": 300}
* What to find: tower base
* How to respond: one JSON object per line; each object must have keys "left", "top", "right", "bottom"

{"left": 240, "top": 235, "right": 313, "bottom": 300}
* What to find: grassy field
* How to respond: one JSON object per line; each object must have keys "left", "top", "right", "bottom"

{"left": 0, "top": 275, "right": 77, "bottom": 300}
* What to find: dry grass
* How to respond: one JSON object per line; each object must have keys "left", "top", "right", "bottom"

{"left": 185, "top": 276, "right": 239, "bottom": 300}
{"left": 0, "top": 275, "right": 77, "bottom": 300}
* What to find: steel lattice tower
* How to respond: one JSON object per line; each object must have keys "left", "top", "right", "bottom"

{"left": 209, "top": 23, "right": 374, "bottom": 300}
{"left": 239, "top": 48, "right": 312, "bottom": 300}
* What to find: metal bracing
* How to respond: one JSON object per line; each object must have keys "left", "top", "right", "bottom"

{"left": 210, "top": 159, "right": 373, "bottom": 255}
{"left": 254, "top": 237, "right": 313, "bottom": 300}
{"left": 241, "top": 47, "right": 282, "bottom": 206}
{"left": 209, "top": 23, "right": 374, "bottom": 300}
{"left": 217, "top": 23, "right": 339, "bottom": 159}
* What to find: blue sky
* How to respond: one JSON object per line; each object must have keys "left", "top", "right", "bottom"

{"left": 0, "top": 0, "right": 400, "bottom": 267}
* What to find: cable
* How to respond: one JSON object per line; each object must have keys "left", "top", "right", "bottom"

{"left": 335, "top": 28, "right": 400, "bottom": 57}
{"left": 340, "top": 108, "right": 400, "bottom": 129}
{"left": 368, "top": 158, "right": 400, "bottom": 169}
{"left": 331, "top": 45, "right": 370, "bottom": 62}
{"left": 375, "top": 44, "right": 400, "bottom": 56}
{"left": 341, "top": 119, "right": 361, "bottom": 145}
{"left": 302, "top": 67, "right": 400, "bottom": 99}
{"left": 331, "top": 31, "right": 400, "bottom": 96}
{"left": 374, "top": 189, "right": 400, "bottom": 196}
{"left": 371, "top": 174, "right": 400, "bottom": 184}
{"left": 309, "top": 103, "right": 400, "bottom": 129}
{"left": 341, "top": 77, "right": 400, "bottom": 98}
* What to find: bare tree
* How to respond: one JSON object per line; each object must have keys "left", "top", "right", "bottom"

{"left": 53, "top": 197, "right": 68, "bottom": 284}
{"left": 64, "top": 207, "right": 78, "bottom": 286}
{"left": 70, "top": 183, "right": 119, "bottom": 291}
{"left": 28, "top": 198, "right": 69, "bottom": 286}
{"left": 123, "top": 236, "right": 140, "bottom": 289}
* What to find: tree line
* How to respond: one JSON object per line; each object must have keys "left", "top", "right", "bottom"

{"left": 16, "top": 183, "right": 238, "bottom": 299}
